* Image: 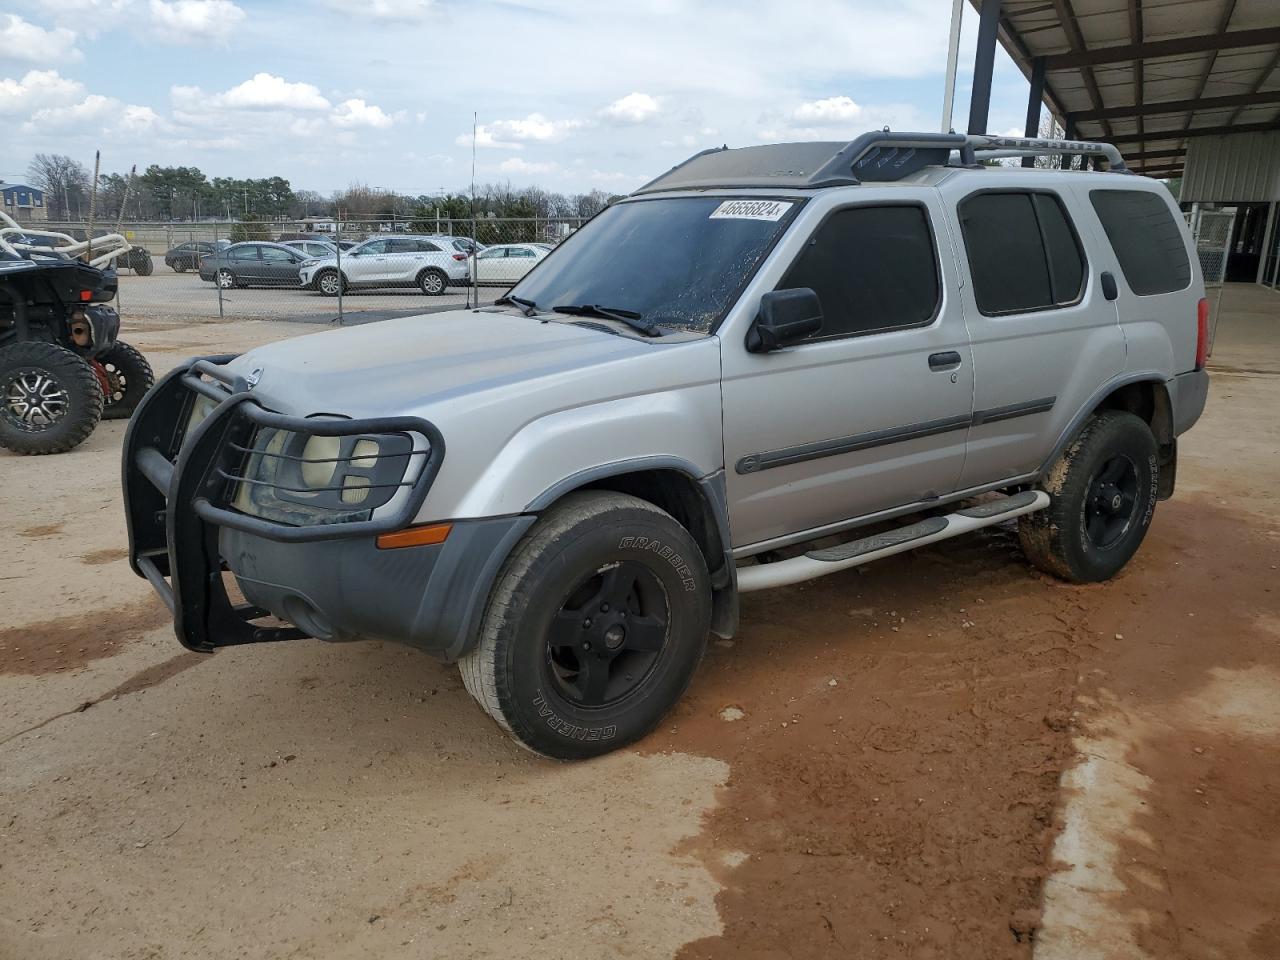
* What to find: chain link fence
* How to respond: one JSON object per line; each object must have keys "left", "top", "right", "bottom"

{"left": 1189, "top": 208, "right": 1236, "bottom": 354}
{"left": 35, "top": 217, "right": 588, "bottom": 326}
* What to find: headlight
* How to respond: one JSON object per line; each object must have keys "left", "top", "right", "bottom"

{"left": 231, "top": 426, "right": 416, "bottom": 526}
{"left": 299, "top": 259, "right": 318, "bottom": 268}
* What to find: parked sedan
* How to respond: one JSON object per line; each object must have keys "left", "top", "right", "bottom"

{"left": 298, "top": 235, "right": 469, "bottom": 296}
{"left": 281, "top": 239, "right": 338, "bottom": 259}
{"left": 165, "top": 240, "right": 229, "bottom": 272}
{"left": 472, "top": 243, "right": 548, "bottom": 285}
{"left": 198, "top": 242, "right": 311, "bottom": 288}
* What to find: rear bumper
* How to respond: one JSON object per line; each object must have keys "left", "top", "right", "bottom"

{"left": 122, "top": 356, "right": 515, "bottom": 659}
{"left": 1170, "top": 368, "right": 1209, "bottom": 436}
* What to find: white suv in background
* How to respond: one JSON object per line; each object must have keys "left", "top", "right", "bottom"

{"left": 299, "top": 235, "right": 470, "bottom": 296}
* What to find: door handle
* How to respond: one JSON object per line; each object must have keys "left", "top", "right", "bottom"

{"left": 928, "top": 351, "right": 962, "bottom": 371}
{"left": 1101, "top": 271, "right": 1119, "bottom": 301}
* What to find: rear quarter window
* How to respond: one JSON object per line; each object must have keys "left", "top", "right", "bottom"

{"left": 1089, "top": 189, "right": 1191, "bottom": 296}
{"left": 957, "top": 191, "right": 1086, "bottom": 315}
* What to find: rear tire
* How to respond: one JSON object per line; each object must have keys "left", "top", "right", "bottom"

{"left": 133, "top": 256, "right": 154, "bottom": 276}
{"left": 460, "top": 491, "right": 711, "bottom": 760}
{"left": 418, "top": 268, "right": 447, "bottom": 296}
{"left": 1019, "top": 410, "right": 1159, "bottom": 583}
{"left": 0, "top": 342, "right": 104, "bottom": 455}
{"left": 215, "top": 268, "right": 237, "bottom": 289}
{"left": 98, "top": 341, "right": 155, "bottom": 420}
{"left": 173, "top": 262, "right": 186, "bottom": 273}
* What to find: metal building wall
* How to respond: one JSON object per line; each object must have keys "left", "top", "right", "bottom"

{"left": 1181, "top": 131, "right": 1280, "bottom": 203}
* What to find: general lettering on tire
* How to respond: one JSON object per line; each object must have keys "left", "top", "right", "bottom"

{"left": 617, "top": 536, "right": 697, "bottom": 591}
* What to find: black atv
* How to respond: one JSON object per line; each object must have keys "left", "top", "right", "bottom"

{"left": 0, "top": 252, "right": 154, "bottom": 455}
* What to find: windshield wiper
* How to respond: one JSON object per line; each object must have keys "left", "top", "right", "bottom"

{"left": 494, "top": 294, "right": 539, "bottom": 317}
{"left": 552, "top": 304, "right": 662, "bottom": 338}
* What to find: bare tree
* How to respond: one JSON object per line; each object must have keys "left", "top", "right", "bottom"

{"left": 27, "top": 153, "right": 91, "bottom": 220}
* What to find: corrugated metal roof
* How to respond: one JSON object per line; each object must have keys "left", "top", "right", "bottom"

{"left": 971, "top": 0, "right": 1280, "bottom": 178}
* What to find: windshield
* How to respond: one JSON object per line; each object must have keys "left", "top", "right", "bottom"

{"left": 510, "top": 196, "right": 800, "bottom": 334}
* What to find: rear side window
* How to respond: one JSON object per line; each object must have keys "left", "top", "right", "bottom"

{"left": 1090, "top": 189, "right": 1191, "bottom": 295}
{"left": 958, "top": 191, "right": 1086, "bottom": 315}
{"left": 778, "top": 204, "right": 940, "bottom": 340}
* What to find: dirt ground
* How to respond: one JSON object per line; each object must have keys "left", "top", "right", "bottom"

{"left": 1, "top": 286, "right": 1277, "bottom": 960}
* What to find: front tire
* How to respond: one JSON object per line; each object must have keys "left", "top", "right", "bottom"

{"left": 316, "top": 269, "right": 345, "bottom": 296}
{"left": 0, "top": 342, "right": 104, "bottom": 455}
{"left": 97, "top": 341, "right": 155, "bottom": 420}
{"left": 418, "top": 268, "right": 447, "bottom": 296}
{"left": 460, "top": 491, "right": 711, "bottom": 760}
{"left": 1019, "top": 410, "right": 1159, "bottom": 583}
{"left": 133, "top": 256, "right": 154, "bottom": 276}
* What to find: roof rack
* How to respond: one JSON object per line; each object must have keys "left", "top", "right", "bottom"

{"left": 965, "top": 134, "right": 1129, "bottom": 172}
{"left": 631, "top": 131, "right": 1129, "bottom": 194}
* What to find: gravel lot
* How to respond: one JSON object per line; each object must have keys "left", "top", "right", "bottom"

{"left": 1, "top": 287, "right": 1277, "bottom": 959}
{"left": 116, "top": 256, "right": 486, "bottom": 323}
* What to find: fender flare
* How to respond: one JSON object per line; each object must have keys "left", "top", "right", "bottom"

{"left": 1038, "top": 370, "right": 1170, "bottom": 476}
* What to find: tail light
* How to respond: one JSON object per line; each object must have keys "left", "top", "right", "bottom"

{"left": 452, "top": 253, "right": 467, "bottom": 261}
{"left": 1195, "top": 297, "right": 1210, "bottom": 370}
{"left": 79, "top": 289, "right": 93, "bottom": 302}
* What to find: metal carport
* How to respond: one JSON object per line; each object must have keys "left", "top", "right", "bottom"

{"left": 964, "top": 0, "right": 1280, "bottom": 285}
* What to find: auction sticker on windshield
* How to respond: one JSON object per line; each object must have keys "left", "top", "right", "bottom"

{"left": 709, "top": 199, "right": 793, "bottom": 221}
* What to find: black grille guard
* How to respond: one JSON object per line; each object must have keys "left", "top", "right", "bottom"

{"left": 122, "top": 355, "right": 446, "bottom": 652}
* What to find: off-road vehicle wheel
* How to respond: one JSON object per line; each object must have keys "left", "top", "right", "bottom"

{"left": 0, "top": 341, "right": 104, "bottom": 455}
{"left": 97, "top": 341, "right": 155, "bottom": 420}
{"left": 1019, "top": 410, "right": 1159, "bottom": 583}
{"left": 460, "top": 491, "right": 711, "bottom": 760}
{"left": 316, "top": 269, "right": 345, "bottom": 296}
{"left": 418, "top": 268, "right": 447, "bottom": 296}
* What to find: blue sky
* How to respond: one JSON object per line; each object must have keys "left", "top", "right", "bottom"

{"left": 1, "top": 0, "right": 1038, "bottom": 196}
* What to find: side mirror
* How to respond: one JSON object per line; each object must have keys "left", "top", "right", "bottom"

{"left": 747, "top": 288, "right": 823, "bottom": 352}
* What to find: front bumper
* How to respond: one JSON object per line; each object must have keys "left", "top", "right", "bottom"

{"left": 122, "top": 356, "right": 520, "bottom": 658}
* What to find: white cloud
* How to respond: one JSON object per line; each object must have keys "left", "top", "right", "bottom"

{"left": 601, "top": 92, "right": 660, "bottom": 124}
{"left": 331, "top": 98, "right": 396, "bottom": 129}
{"left": 23, "top": 94, "right": 117, "bottom": 131}
{"left": 489, "top": 113, "right": 583, "bottom": 143}
{"left": 497, "top": 157, "right": 558, "bottom": 175}
{"left": 148, "top": 0, "right": 246, "bottom": 44}
{"left": 792, "top": 95, "right": 863, "bottom": 124}
{"left": 321, "top": 0, "right": 434, "bottom": 20}
{"left": 0, "top": 69, "right": 85, "bottom": 115}
{"left": 457, "top": 114, "right": 582, "bottom": 150}
{"left": 0, "top": 14, "right": 82, "bottom": 63}
{"left": 119, "top": 103, "right": 162, "bottom": 131}
{"left": 212, "top": 73, "right": 331, "bottom": 111}
{"left": 456, "top": 126, "right": 523, "bottom": 150}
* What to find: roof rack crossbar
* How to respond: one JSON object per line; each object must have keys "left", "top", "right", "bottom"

{"left": 629, "top": 130, "right": 1131, "bottom": 196}
{"left": 963, "top": 135, "right": 1129, "bottom": 172}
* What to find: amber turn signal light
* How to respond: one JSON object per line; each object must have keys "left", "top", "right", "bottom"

{"left": 376, "top": 523, "right": 452, "bottom": 550}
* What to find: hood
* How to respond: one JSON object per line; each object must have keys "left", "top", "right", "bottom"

{"left": 226, "top": 309, "right": 672, "bottom": 417}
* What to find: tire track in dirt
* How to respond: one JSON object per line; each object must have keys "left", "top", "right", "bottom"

{"left": 655, "top": 498, "right": 1279, "bottom": 960}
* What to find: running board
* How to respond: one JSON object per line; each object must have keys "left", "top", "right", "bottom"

{"left": 735, "top": 490, "right": 1049, "bottom": 593}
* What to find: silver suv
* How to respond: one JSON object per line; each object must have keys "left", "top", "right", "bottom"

{"left": 298, "top": 235, "right": 469, "bottom": 296}
{"left": 123, "top": 133, "right": 1209, "bottom": 760}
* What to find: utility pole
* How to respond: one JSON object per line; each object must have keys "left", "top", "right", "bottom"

{"left": 941, "top": 0, "right": 964, "bottom": 132}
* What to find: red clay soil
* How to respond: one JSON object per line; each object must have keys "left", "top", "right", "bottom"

{"left": 658, "top": 496, "right": 1280, "bottom": 960}
{"left": 0, "top": 596, "right": 171, "bottom": 676}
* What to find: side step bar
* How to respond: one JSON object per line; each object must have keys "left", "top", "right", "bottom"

{"left": 736, "top": 490, "right": 1049, "bottom": 593}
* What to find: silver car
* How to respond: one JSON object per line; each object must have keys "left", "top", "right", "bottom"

{"left": 124, "top": 131, "right": 1209, "bottom": 761}
{"left": 298, "top": 235, "right": 469, "bottom": 296}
